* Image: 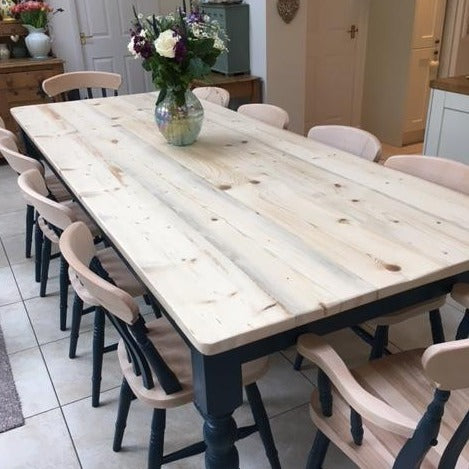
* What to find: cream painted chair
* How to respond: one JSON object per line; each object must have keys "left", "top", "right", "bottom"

{"left": 42, "top": 71, "right": 122, "bottom": 101}
{"left": 238, "top": 103, "right": 290, "bottom": 129}
{"left": 0, "top": 115, "right": 5, "bottom": 128}
{"left": 297, "top": 333, "right": 469, "bottom": 468}
{"left": 0, "top": 127, "right": 18, "bottom": 144}
{"left": 18, "top": 169, "right": 148, "bottom": 407}
{"left": 307, "top": 125, "right": 382, "bottom": 162}
{"left": 60, "top": 221, "right": 281, "bottom": 469}
{"left": 0, "top": 135, "right": 70, "bottom": 263}
{"left": 193, "top": 86, "right": 230, "bottom": 107}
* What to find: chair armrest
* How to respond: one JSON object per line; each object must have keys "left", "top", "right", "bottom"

{"left": 422, "top": 338, "right": 469, "bottom": 390}
{"left": 297, "top": 334, "right": 417, "bottom": 438}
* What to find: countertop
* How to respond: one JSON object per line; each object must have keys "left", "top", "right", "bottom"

{"left": 430, "top": 75, "right": 469, "bottom": 96}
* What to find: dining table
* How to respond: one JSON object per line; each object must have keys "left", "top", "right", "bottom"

{"left": 11, "top": 92, "right": 469, "bottom": 469}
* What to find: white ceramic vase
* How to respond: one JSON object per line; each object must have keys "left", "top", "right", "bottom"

{"left": 24, "top": 25, "right": 51, "bottom": 59}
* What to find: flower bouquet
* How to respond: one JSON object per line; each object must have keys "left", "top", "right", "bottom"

{"left": 129, "top": 2, "right": 228, "bottom": 145}
{"left": 10, "top": 1, "right": 62, "bottom": 59}
{"left": 10, "top": 1, "right": 52, "bottom": 28}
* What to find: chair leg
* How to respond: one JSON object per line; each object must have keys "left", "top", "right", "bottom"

{"left": 91, "top": 307, "right": 105, "bottom": 408}
{"left": 39, "top": 237, "right": 51, "bottom": 297}
{"left": 429, "top": 309, "right": 445, "bottom": 344}
{"left": 25, "top": 204, "right": 34, "bottom": 258}
{"left": 350, "top": 408, "right": 363, "bottom": 445}
{"left": 456, "top": 310, "right": 469, "bottom": 340}
{"left": 34, "top": 219, "right": 43, "bottom": 283}
{"left": 59, "top": 255, "right": 69, "bottom": 331}
{"left": 148, "top": 409, "right": 166, "bottom": 469}
{"left": 245, "top": 383, "right": 281, "bottom": 469}
{"left": 113, "top": 378, "right": 134, "bottom": 452}
{"left": 69, "top": 294, "right": 84, "bottom": 359}
{"left": 306, "top": 431, "right": 330, "bottom": 469}
{"left": 369, "top": 325, "right": 389, "bottom": 360}
{"left": 293, "top": 353, "right": 304, "bottom": 371}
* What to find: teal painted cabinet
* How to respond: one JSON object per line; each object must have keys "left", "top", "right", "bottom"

{"left": 202, "top": 3, "right": 250, "bottom": 75}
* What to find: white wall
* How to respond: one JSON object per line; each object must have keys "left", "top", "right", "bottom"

{"left": 266, "top": 2, "right": 307, "bottom": 133}
{"left": 244, "top": 0, "right": 267, "bottom": 96}
{"left": 48, "top": 0, "right": 83, "bottom": 72}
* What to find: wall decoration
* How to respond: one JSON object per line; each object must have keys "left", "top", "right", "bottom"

{"left": 277, "top": 0, "right": 300, "bottom": 24}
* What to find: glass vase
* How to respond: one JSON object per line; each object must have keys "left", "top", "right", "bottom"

{"left": 154, "top": 88, "right": 204, "bottom": 146}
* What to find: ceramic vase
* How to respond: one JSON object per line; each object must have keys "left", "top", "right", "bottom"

{"left": 24, "top": 25, "right": 51, "bottom": 59}
{"left": 154, "top": 88, "right": 204, "bottom": 146}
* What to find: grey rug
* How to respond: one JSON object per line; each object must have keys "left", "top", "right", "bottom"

{"left": 0, "top": 325, "right": 24, "bottom": 433}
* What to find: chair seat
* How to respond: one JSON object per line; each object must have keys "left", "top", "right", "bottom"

{"left": 45, "top": 174, "right": 71, "bottom": 202}
{"left": 310, "top": 350, "right": 469, "bottom": 469}
{"left": 368, "top": 296, "right": 446, "bottom": 326}
{"left": 69, "top": 247, "right": 145, "bottom": 304}
{"left": 118, "top": 317, "right": 270, "bottom": 409}
{"left": 452, "top": 284, "right": 469, "bottom": 309}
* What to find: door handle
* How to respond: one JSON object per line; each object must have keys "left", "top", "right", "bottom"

{"left": 347, "top": 24, "right": 358, "bottom": 39}
{"left": 80, "top": 32, "right": 93, "bottom": 45}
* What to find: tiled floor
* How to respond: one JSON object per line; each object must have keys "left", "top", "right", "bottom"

{"left": 0, "top": 161, "right": 465, "bottom": 468}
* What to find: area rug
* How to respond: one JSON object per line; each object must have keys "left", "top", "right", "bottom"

{"left": 0, "top": 325, "right": 24, "bottom": 433}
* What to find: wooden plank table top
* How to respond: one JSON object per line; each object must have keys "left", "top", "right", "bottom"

{"left": 11, "top": 93, "right": 469, "bottom": 355}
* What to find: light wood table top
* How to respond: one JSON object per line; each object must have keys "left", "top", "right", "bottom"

{"left": 12, "top": 93, "right": 469, "bottom": 355}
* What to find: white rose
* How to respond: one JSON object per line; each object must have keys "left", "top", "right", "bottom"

{"left": 154, "top": 30, "right": 180, "bottom": 58}
{"left": 127, "top": 38, "right": 139, "bottom": 58}
{"left": 214, "top": 36, "right": 224, "bottom": 50}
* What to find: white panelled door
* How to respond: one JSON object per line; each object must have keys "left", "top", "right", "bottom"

{"left": 75, "top": 0, "right": 173, "bottom": 95}
{"left": 305, "top": 0, "right": 367, "bottom": 129}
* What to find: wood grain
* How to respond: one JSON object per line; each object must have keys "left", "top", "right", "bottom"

{"left": 11, "top": 93, "right": 469, "bottom": 354}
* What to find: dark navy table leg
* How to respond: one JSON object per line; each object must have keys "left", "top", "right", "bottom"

{"left": 191, "top": 349, "right": 244, "bottom": 469}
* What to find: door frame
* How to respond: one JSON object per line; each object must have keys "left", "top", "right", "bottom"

{"left": 352, "top": 0, "right": 371, "bottom": 127}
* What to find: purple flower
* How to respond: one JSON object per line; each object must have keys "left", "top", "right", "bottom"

{"left": 174, "top": 38, "right": 187, "bottom": 63}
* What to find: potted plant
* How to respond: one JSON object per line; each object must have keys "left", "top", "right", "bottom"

{"left": 10, "top": 1, "right": 62, "bottom": 59}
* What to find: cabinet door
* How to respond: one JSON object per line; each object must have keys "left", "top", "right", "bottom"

{"left": 412, "top": 0, "right": 446, "bottom": 49}
{"left": 404, "top": 47, "right": 437, "bottom": 133}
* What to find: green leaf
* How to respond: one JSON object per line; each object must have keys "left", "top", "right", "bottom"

{"left": 156, "top": 88, "right": 167, "bottom": 105}
{"left": 187, "top": 57, "right": 211, "bottom": 79}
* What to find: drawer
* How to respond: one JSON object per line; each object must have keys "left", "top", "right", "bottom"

{"left": 0, "top": 69, "right": 60, "bottom": 91}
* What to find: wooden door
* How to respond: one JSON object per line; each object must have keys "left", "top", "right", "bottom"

{"left": 305, "top": 0, "right": 367, "bottom": 130}
{"left": 412, "top": 0, "right": 447, "bottom": 48}
{"left": 75, "top": 0, "right": 176, "bottom": 95}
{"left": 404, "top": 48, "right": 439, "bottom": 134}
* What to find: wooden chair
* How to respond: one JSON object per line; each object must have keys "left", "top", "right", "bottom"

{"left": 17, "top": 168, "right": 101, "bottom": 329}
{"left": 294, "top": 155, "right": 469, "bottom": 367}
{"left": 0, "top": 127, "right": 19, "bottom": 145}
{"left": 307, "top": 125, "right": 382, "bottom": 162}
{"left": 451, "top": 284, "right": 469, "bottom": 340}
{"left": 297, "top": 333, "right": 469, "bottom": 468}
{"left": 193, "top": 86, "right": 230, "bottom": 107}
{"left": 42, "top": 71, "right": 122, "bottom": 101}
{"left": 0, "top": 115, "right": 5, "bottom": 128}
{"left": 59, "top": 221, "right": 282, "bottom": 469}
{"left": 0, "top": 135, "right": 70, "bottom": 262}
{"left": 17, "top": 169, "right": 150, "bottom": 407}
{"left": 238, "top": 103, "right": 290, "bottom": 129}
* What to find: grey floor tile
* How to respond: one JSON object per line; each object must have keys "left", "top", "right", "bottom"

{"left": 0, "top": 190, "right": 25, "bottom": 214}
{"left": 2, "top": 232, "right": 29, "bottom": 266}
{"left": 0, "top": 265, "right": 21, "bottom": 306}
{"left": 0, "top": 408, "right": 80, "bottom": 469}
{"left": 0, "top": 238, "right": 8, "bottom": 268}
{"left": 0, "top": 209, "right": 26, "bottom": 237}
{"left": 9, "top": 346, "right": 59, "bottom": 418}
{"left": 41, "top": 329, "right": 122, "bottom": 406}
{"left": 24, "top": 292, "right": 92, "bottom": 345}
{"left": 0, "top": 301, "right": 36, "bottom": 354}
{"left": 11, "top": 258, "right": 59, "bottom": 301}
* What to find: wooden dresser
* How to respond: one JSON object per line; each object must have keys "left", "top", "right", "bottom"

{"left": 0, "top": 58, "right": 64, "bottom": 132}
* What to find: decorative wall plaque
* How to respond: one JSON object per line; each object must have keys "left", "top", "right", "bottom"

{"left": 277, "top": 0, "right": 300, "bottom": 24}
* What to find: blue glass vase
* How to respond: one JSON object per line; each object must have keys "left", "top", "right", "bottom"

{"left": 154, "top": 88, "right": 204, "bottom": 146}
